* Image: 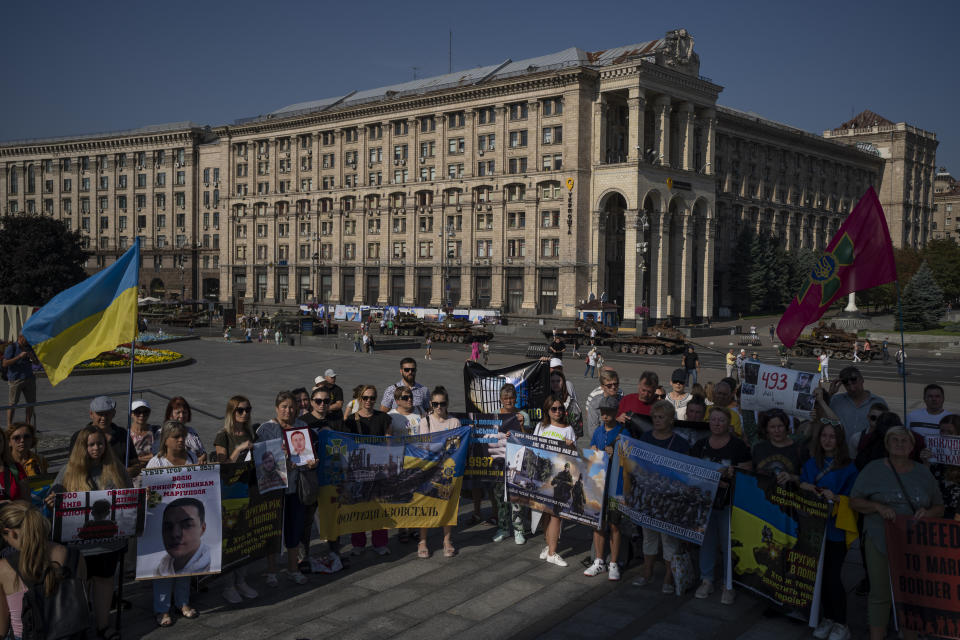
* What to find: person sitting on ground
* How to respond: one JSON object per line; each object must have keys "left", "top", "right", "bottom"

{"left": 583, "top": 395, "right": 625, "bottom": 581}
{"left": 5, "top": 422, "right": 46, "bottom": 478}
{"left": 0, "top": 502, "right": 89, "bottom": 640}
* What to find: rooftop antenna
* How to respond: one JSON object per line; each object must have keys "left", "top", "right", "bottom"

{"left": 412, "top": 66, "right": 419, "bottom": 80}
{"left": 449, "top": 30, "right": 452, "bottom": 73}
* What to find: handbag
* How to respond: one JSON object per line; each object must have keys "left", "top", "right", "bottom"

{"left": 297, "top": 466, "right": 320, "bottom": 505}
{"left": 671, "top": 544, "right": 697, "bottom": 595}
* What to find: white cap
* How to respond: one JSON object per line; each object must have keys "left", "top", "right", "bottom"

{"left": 131, "top": 399, "right": 151, "bottom": 412}
{"left": 549, "top": 358, "right": 563, "bottom": 368}
{"left": 324, "top": 368, "right": 337, "bottom": 378}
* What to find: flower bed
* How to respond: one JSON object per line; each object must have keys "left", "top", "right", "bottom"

{"left": 75, "top": 347, "right": 183, "bottom": 370}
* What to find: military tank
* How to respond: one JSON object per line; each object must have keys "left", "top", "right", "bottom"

{"left": 541, "top": 317, "right": 614, "bottom": 344}
{"left": 392, "top": 313, "right": 424, "bottom": 337}
{"left": 605, "top": 323, "right": 689, "bottom": 355}
{"left": 423, "top": 318, "right": 494, "bottom": 343}
{"left": 789, "top": 322, "right": 860, "bottom": 359}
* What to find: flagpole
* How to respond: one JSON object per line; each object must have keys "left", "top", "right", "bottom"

{"left": 895, "top": 278, "right": 907, "bottom": 416}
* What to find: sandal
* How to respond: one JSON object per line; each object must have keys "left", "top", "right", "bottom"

{"left": 443, "top": 542, "right": 456, "bottom": 558}
{"left": 417, "top": 541, "right": 430, "bottom": 559}
{"left": 180, "top": 605, "right": 199, "bottom": 619}
{"left": 154, "top": 614, "right": 173, "bottom": 628}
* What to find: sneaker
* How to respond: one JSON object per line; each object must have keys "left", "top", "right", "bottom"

{"left": 264, "top": 573, "right": 278, "bottom": 588}
{"left": 661, "top": 582, "right": 675, "bottom": 595}
{"left": 373, "top": 546, "right": 391, "bottom": 556}
{"left": 720, "top": 588, "right": 736, "bottom": 605}
{"left": 514, "top": 531, "right": 526, "bottom": 545}
{"left": 694, "top": 580, "right": 714, "bottom": 599}
{"left": 546, "top": 553, "right": 568, "bottom": 567}
{"left": 583, "top": 558, "right": 606, "bottom": 577}
{"left": 539, "top": 545, "right": 550, "bottom": 560}
{"left": 608, "top": 562, "right": 621, "bottom": 582}
{"left": 222, "top": 586, "right": 242, "bottom": 604}
{"left": 631, "top": 576, "right": 651, "bottom": 587}
{"left": 492, "top": 531, "right": 509, "bottom": 543}
{"left": 813, "top": 619, "right": 834, "bottom": 640}
{"left": 287, "top": 571, "right": 308, "bottom": 585}
{"left": 827, "top": 624, "right": 850, "bottom": 640}
{"left": 235, "top": 581, "right": 258, "bottom": 599}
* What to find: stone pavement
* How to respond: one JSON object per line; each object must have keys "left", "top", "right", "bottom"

{"left": 15, "top": 334, "right": 954, "bottom": 639}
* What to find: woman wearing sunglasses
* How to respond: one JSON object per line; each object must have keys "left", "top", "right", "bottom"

{"left": 5, "top": 422, "right": 47, "bottom": 477}
{"left": 534, "top": 394, "right": 577, "bottom": 567}
{"left": 344, "top": 386, "right": 392, "bottom": 556}
{"left": 417, "top": 386, "right": 461, "bottom": 558}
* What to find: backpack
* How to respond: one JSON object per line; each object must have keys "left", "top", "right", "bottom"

{"left": 10, "top": 547, "right": 92, "bottom": 640}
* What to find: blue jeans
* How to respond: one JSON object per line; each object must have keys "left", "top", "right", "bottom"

{"left": 584, "top": 364, "right": 595, "bottom": 377}
{"left": 686, "top": 369, "right": 698, "bottom": 387}
{"left": 699, "top": 507, "right": 730, "bottom": 583}
{"left": 897, "top": 362, "right": 905, "bottom": 376}
{"left": 153, "top": 576, "right": 190, "bottom": 614}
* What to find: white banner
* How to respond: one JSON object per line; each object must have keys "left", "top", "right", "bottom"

{"left": 739, "top": 363, "right": 820, "bottom": 419}
{"left": 53, "top": 488, "right": 145, "bottom": 546}
{"left": 915, "top": 431, "right": 960, "bottom": 466}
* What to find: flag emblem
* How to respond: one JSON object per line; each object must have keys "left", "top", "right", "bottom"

{"left": 798, "top": 234, "right": 855, "bottom": 307}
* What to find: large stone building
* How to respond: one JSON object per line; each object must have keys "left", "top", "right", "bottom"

{"left": 823, "top": 110, "right": 939, "bottom": 248}
{"left": 0, "top": 30, "right": 931, "bottom": 323}
{"left": 933, "top": 168, "right": 960, "bottom": 243}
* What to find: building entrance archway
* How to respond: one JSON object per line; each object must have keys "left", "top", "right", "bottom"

{"left": 600, "top": 192, "right": 627, "bottom": 319}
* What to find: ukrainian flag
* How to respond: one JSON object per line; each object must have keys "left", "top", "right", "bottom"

{"left": 22, "top": 240, "right": 140, "bottom": 386}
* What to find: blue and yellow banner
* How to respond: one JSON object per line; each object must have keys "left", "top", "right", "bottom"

{"left": 315, "top": 427, "right": 471, "bottom": 537}
{"left": 22, "top": 239, "right": 140, "bottom": 385}
{"left": 731, "top": 471, "right": 830, "bottom": 625}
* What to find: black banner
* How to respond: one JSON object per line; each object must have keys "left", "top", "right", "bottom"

{"left": 452, "top": 412, "right": 521, "bottom": 484}
{"left": 219, "top": 462, "right": 283, "bottom": 570}
{"left": 463, "top": 360, "right": 550, "bottom": 424}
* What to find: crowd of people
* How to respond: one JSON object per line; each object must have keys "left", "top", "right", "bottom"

{"left": 0, "top": 343, "right": 955, "bottom": 640}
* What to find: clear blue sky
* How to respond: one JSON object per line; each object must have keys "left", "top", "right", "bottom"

{"left": 2, "top": 0, "right": 957, "bottom": 172}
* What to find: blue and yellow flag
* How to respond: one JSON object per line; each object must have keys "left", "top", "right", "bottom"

{"left": 22, "top": 240, "right": 140, "bottom": 386}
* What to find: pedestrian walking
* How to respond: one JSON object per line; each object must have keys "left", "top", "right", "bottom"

{"left": 353, "top": 331, "right": 361, "bottom": 352}
{"left": 896, "top": 347, "right": 906, "bottom": 376}
{"left": 852, "top": 340, "right": 861, "bottom": 363}
{"left": 424, "top": 336, "right": 433, "bottom": 360}
{"left": 482, "top": 341, "right": 490, "bottom": 365}
{"left": 881, "top": 339, "right": 889, "bottom": 364}
{"left": 818, "top": 352, "right": 830, "bottom": 383}
{"left": 584, "top": 347, "right": 597, "bottom": 378}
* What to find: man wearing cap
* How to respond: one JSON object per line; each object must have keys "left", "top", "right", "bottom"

{"left": 71, "top": 396, "right": 136, "bottom": 469}
{"left": 829, "top": 366, "right": 887, "bottom": 447}
{"left": 314, "top": 369, "right": 344, "bottom": 421}
{"left": 680, "top": 346, "right": 700, "bottom": 387}
{"left": 583, "top": 368, "right": 622, "bottom": 442}
{"left": 666, "top": 369, "right": 692, "bottom": 420}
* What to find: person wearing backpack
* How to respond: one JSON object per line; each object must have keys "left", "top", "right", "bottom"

{"left": 0, "top": 502, "right": 91, "bottom": 640}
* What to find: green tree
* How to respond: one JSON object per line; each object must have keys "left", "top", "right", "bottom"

{"left": 746, "top": 234, "right": 768, "bottom": 313}
{"left": 729, "top": 230, "right": 754, "bottom": 314}
{"left": 900, "top": 262, "right": 944, "bottom": 330}
{"left": 922, "top": 239, "right": 960, "bottom": 304}
{"left": 0, "top": 215, "right": 89, "bottom": 305}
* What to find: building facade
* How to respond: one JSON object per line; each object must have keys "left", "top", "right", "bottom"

{"left": 933, "top": 169, "right": 960, "bottom": 243}
{"left": 0, "top": 30, "right": 933, "bottom": 322}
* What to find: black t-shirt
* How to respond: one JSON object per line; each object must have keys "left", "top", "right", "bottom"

{"left": 316, "top": 383, "right": 345, "bottom": 421}
{"left": 751, "top": 440, "right": 806, "bottom": 477}
{"left": 690, "top": 436, "right": 751, "bottom": 508}
{"left": 683, "top": 352, "right": 699, "bottom": 370}
{"left": 343, "top": 411, "right": 392, "bottom": 436}
{"left": 549, "top": 340, "right": 565, "bottom": 356}
{"left": 640, "top": 430, "right": 691, "bottom": 454}
{"left": 300, "top": 414, "right": 344, "bottom": 432}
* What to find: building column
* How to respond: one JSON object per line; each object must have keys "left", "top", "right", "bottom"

{"left": 593, "top": 210, "right": 606, "bottom": 300}
{"left": 679, "top": 103, "right": 695, "bottom": 171}
{"left": 522, "top": 265, "right": 537, "bottom": 312}
{"left": 593, "top": 96, "right": 607, "bottom": 165}
{"left": 430, "top": 264, "right": 443, "bottom": 307}
{"left": 701, "top": 215, "right": 715, "bottom": 321}
{"left": 330, "top": 265, "right": 342, "bottom": 304}
{"left": 403, "top": 265, "right": 415, "bottom": 306}
{"left": 490, "top": 265, "right": 504, "bottom": 310}
{"left": 377, "top": 266, "right": 389, "bottom": 305}
{"left": 703, "top": 108, "right": 716, "bottom": 175}
{"left": 460, "top": 265, "right": 473, "bottom": 306}
{"left": 653, "top": 211, "right": 670, "bottom": 320}
{"left": 627, "top": 89, "right": 645, "bottom": 163}
{"left": 623, "top": 211, "right": 638, "bottom": 324}
{"left": 559, "top": 265, "right": 576, "bottom": 317}
{"left": 654, "top": 96, "right": 671, "bottom": 167}
{"left": 679, "top": 213, "right": 693, "bottom": 321}
{"left": 353, "top": 265, "right": 364, "bottom": 305}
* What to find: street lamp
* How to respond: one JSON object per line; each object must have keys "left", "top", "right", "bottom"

{"left": 636, "top": 212, "right": 650, "bottom": 333}
{"left": 438, "top": 222, "right": 456, "bottom": 311}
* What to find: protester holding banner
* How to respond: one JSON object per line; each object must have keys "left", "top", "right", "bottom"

{"left": 0, "top": 429, "right": 27, "bottom": 503}
{"left": 214, "top": 396, "right": 255, "bottom": 463}
{"left": 491, "top": 383, "right": 529, "bottom": 545}
{"left": 0, "top": 502, "right": 89, "bottom": 640}
{"left": 922, "top": 414, "right": 960, "bottom": 518}
{"left": 128, "top": 400, "right": 157, "bottom": 473}
{"left": 617, "top": 371, "right": 658, "bottom": 424}
{"left": 343, "top": 386, "right": 392, "bottom": 556}
{"left": 689, "top": 406, "right": 752, "bottom": 604}
{"left": 387, "top": 386, "right": 424, "bottom": 437}
{"left": 47, "top": 425, "right": 131, "bottom": 636}
{"left": 583, "top": 369, "right": 621, "bottom": 443}
{"left": 850, "top": 426, "right": 943, "bottom": 640}
{"left": 418, "top": 387, "right": 461, "bottom": 558}
{"left": 162, "top": 397, "right": 207, "bottom": 464}
{"left": 534, "top": 395, "right": 577, "bottom": 567}
{"left": 256, "top": 392, "right": 316, "bottom": 585}
{"left": 584, "top": 395, "right": 624, "bottom": 580}
{"left": 751, "top": 409, "right": 806, "bottom": 486}
{"left": 550, "top": 370, "right": 583, "bottom": 438}
{"left": 299, "top": 385, "right": 344, "bottom": 433}
{"left": 798, "top": 420, "right": 858, "bottom": 640}
{"left": 5, "top": 422, "right": 46, "bottom": 478}
{"left": 144, "top": 421, "right": 202, "bottom": 626}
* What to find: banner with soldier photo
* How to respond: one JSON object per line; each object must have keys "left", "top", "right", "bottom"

{"left": 219, "top": 462, "right": 283, "bottom": 570}
{"left": 452, "top": 412, "right": 521, "bottom": 485}
{"left": 505, "top": 433, "right": 608, "bottom": 528}
{"left": 731, "top": 471, "right": 830, "bottom": 625}
{"left": 739, "top": 363, "right": 821, "bottom": 419}
{"left": 53, "top": 488, "right": 146, "bottom": 546}
{"left": 608, "top": 435, "right": 722, "bottom": 544}
{"left": 136, "top": 465, "right": 223, "bottom": 580}
{"left": 463, "top": 360, "right": 550, "bottom": 424}
{"left": 314, "top": 427, "right": 471, "bottom": 538}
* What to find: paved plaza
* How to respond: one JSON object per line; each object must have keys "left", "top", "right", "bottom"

{"left": 17, "top": 330, "right": 960, "bottom": 639}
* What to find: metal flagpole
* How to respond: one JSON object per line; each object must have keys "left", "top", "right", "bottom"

{"left": 895, "top": 279, "right": 907, "bottom": 416}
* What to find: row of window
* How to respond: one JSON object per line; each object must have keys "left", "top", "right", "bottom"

{"left": 237, "top": 237, "right": 561, "bottom": 263}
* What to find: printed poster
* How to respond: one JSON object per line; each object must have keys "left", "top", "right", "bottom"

{"left": 739, "top": 364, "right": 820, "bottom": 419}
{"left": 253, "top": 439, "right": 288, "bottom": 492}
{"left": 219, "top": 463, "right": 283, "bottom": 570}
{"left": 136, "top": 465, "right": 222, "bottom": 580}
{"left": 731, "top": 471, "right": 829, "bottom": 625}
{"left": 285, "top": 428, "right": 315, "bottom": 466}
{"left": 315, "top": 427, "right": 471, "bottom": 538}
{"left": 452, "top": 412, "right": 520, "bottom": 485}
{"left": 505, "top": 433, "right": 608, "bottom": 528}
{"left": 916, "top": 433, "right": 960, "bottom": 466}
{"left": 463, "top": 360, "right": 550, "bottom": 425}
{"left": 53, "top": 488, "right": 146, "bottom": 545}
{"left": 608, "top": 435, "right": 722, "bottom": 544}
{"left": 887, "top": 516, "right": 960, "bottom": 639}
